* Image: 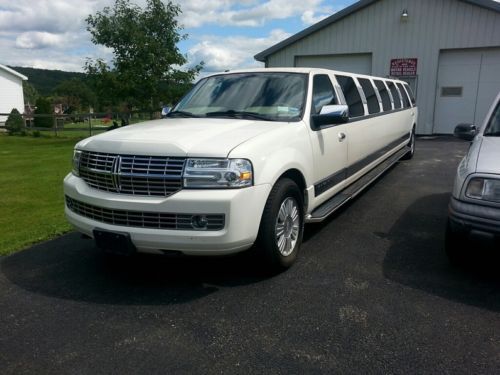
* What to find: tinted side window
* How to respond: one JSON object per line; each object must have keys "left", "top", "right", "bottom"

{"left": 358, "top": 78, "right": 380, "bottom": 114}
{"left": 397, "top": 83, "right": 411, "bottom": 108}
{"left": 336, "top": 75, "right": 364, "bottom": 117}
{"left": 312, "top": 75, "right": 337, "bottom": 114}
{"left": 374, "top": 80, "right": 392, "bottom": 111}
{"left": 404, "top": 84, "right": 416, "bottom": 105}
{"left": 387, "top": 81, "right": 402, "bottom": 109}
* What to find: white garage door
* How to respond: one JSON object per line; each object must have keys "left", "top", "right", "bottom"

{"left": 295, "top": 54, "right": 372, "bottom": 75}
{"left": 434, "top": 49, "right": 500, "bottom": 134}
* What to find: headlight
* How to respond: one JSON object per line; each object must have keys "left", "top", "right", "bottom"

{"left": 72, "top": 150, "right": 82, "bottom": 177}
{"left": 183, "top": 158, "right": 253, "bottom": 188}
{"left": 465, "top": 177, "right": 500, "bottom": 203}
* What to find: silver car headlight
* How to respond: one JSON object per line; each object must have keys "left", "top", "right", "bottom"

{"left": 183, "top": 158, "right": 253, "bottom": 188}
{"left": 72, "top": 150, "right": 82, "bottom": 177}
{"left": 465, "top": 177, "right": 500, "bottom": 203}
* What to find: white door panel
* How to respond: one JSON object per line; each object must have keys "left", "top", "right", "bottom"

{"left": 345, "top": 110, "right": 411, "bottom": 182}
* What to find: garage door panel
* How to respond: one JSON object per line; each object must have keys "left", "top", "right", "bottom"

{"left": 434, "top": 48, "right": 500, "bottom": 134}
{"left": 475, "top": 52, "right": 500, "bottom": 125}
{"left": 295, "top": 54, "right": 372, "bottom": 75}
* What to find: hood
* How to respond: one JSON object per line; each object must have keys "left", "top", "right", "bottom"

{"left": 76, "top": 118, "right": 288, "bottom": 157}
{"left": 476, "top": 136, "right": 500, "bottom": 175}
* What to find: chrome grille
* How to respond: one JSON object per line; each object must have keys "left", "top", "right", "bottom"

{"left": 65, "top": 196, "right": 225, "bottom": 231}
{"left": 78, "top": 151, "right": 185, "bottom": 196}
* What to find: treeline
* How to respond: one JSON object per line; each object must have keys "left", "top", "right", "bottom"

{"left": 9, "top": 67, "right": 86, "bottom": 96}
{"left": 12, "top": 66, "right": 194, "bottom": 115}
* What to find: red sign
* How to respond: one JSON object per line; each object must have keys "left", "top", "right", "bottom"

{"left": 390, "top": 58, "right": 417, "bottom": 76}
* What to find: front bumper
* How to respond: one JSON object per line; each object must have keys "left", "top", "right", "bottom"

{"left": 64, "top": 173, "right": 271, "bottom": 255}
{"left": 448, "top": 197, "right": 500, "bottom": 239}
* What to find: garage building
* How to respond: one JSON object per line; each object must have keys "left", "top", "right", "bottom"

{"left": 255, "top": 0, "right": 500, "bottom": 134}
{"left": 0, "top": 64, "right": 27, "bottom": 125}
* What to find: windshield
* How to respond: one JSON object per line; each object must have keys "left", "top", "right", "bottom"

{"left": 169, "top": 72, "right": 308, "bottom": 122}
{"left": 484, "top": 102, "right": 500, "bottom": 136}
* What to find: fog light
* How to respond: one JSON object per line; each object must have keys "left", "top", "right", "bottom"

{"left": 191, "top": 215, "right": 208, "bottom": 229}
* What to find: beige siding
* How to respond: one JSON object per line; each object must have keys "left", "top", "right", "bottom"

{"left": 266, "top": 0, "right": 500, "bottom": 134}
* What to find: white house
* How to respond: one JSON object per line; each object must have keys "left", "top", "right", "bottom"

{"left": 0, "top": 64, "right": 27, "bottom": 124}
{"left": 255, "top": 0, "right": 500, "bottom": 134}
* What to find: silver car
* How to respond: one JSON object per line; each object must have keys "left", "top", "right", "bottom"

{"left": 447, "top": 92, "right": 500, "bottom": 264}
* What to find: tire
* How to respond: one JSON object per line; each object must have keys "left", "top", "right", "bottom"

{"left": 256, "top": 178, "right": 304, "bottom": 271}
{"left": 445, "top": 220, "right": 467, "bottom": 266}
{"left": 401, "top": 127, "right": 415, "bottom": 160}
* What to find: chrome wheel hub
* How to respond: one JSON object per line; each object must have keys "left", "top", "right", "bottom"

{"left": 275, "top": 197, "right": 300, "bottom": 256}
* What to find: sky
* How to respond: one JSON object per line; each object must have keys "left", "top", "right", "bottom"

{"left": 0, "top": 0, "right": 357, "bottom": 75}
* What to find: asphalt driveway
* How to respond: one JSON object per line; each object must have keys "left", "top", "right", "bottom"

{"left": 1, "top": 137, "right": 499, "bottom": 374}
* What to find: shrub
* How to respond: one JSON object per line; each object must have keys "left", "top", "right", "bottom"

{"left": 32, "top": 130, "right": 41, "bottom": 138}
{"left": 34, "top": 97, "right": 53, "bottom": 128}
{"left": 5, "top": 108, "right": 24, "bottom": 134}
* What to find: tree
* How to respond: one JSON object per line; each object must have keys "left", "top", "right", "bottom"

{"left": 53, "top": 78, "right": 96, "bottom": 113}
{"left": 23, "top": 81, "right": 39, "bottom": 105}
{"left": 5, "top": 108, "right": 24, "bottom": 134}
{"left": 34, "top": 97, "right": 53, "bottom": 128}
{"left": 85, "top": 0, "right": 202, "bottom": 110}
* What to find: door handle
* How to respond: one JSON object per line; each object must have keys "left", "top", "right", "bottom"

{"left": 338, "top": 132, "right": 346, "bottom": 142}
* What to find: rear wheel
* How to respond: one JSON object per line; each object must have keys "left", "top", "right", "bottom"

{"left": 401, "top": 127, "right": 415, "bottom": 160}
{"left": 256, "top": 178, "right": 304, "bottom": 270}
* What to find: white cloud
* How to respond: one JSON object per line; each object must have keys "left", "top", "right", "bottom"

{"left": 301, "top": 10, "right": 330, "bottom": 25}
{"left": 177, "top": 0, "right": 327, "bottom": 28}
{"left": 0, "top": 0, "right": 332, "bottom": 71}
{"left": 15, "top": 32, "right": 65, "bottom": 49}
{"left": 188, "top": 29, "right": 291, "bottom": 74}
{"left": 0, "top": 0, "right": 97, "bottom": 33}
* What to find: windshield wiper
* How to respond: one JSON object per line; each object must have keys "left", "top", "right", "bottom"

{"left": 166, "top": 110, "right": 200, "bottom": 118}
{"left": 205, "top": 110, "right": 273, "bottom": 121}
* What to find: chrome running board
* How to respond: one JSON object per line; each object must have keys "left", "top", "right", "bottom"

{"left": 306, "top": 146, "right": 409, "bottom": 223}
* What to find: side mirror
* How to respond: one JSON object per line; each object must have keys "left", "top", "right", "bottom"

{"left": 454, "top": 123, "right": 476, "bottom": 141}
{"left": 161, "top": 106, "right": 171, "bottom": 118}
{"left": 311, "top": 104, "right": 349, "bottom": 130}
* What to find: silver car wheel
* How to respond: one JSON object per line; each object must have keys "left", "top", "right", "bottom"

{"left": 275, "top": 197, "right": 300, "bottom": 257}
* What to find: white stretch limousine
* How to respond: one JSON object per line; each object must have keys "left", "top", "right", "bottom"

{"left": 64, "top": 68, "right": 417, "bottom": 269}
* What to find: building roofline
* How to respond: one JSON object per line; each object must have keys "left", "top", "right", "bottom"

{"left": 0, "top": 64, "right": 28, "bottom": 80}
{"left": 254, "top": 0, "right": 500, "bottom": 62}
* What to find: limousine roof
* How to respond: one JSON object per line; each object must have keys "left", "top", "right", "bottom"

{"left": 206, "top": 67, "right": 408, "bottom": 84}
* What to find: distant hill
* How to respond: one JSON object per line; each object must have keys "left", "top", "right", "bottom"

{"left": 9, "top": 66, "right": 86, "bottom": 96}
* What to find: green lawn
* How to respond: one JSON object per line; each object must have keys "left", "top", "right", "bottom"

{"left": 0, "top": 135, "right": 81, "bottom": 255}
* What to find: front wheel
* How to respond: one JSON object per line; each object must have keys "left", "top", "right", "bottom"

{"left": 256, "top": 178, "right": 304, "bottom": 270}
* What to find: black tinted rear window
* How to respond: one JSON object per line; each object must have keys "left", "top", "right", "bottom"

{"left": 336, "top": 75, "right": 364, "bottom": 117}
{"left": 374, "top": 80, "right": 392, "bottom": 111}
{"left": 387, "top": 81, "right": 402, "bottom": 109}
{"left": 358, "top": 78, "right": 380, "bottom": 114}
{"left": 397, "top": 83, "right": 411, "bottom": 108}
{"left": 404, "top": 84, "right": 416, "bottom": 104}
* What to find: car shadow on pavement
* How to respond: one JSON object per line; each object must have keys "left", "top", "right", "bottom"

{"left": 1, "top": 233, "right": 271, "bottom": 306}
{"left": 382, "top": 193, "right": 500, "bottom": 312}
